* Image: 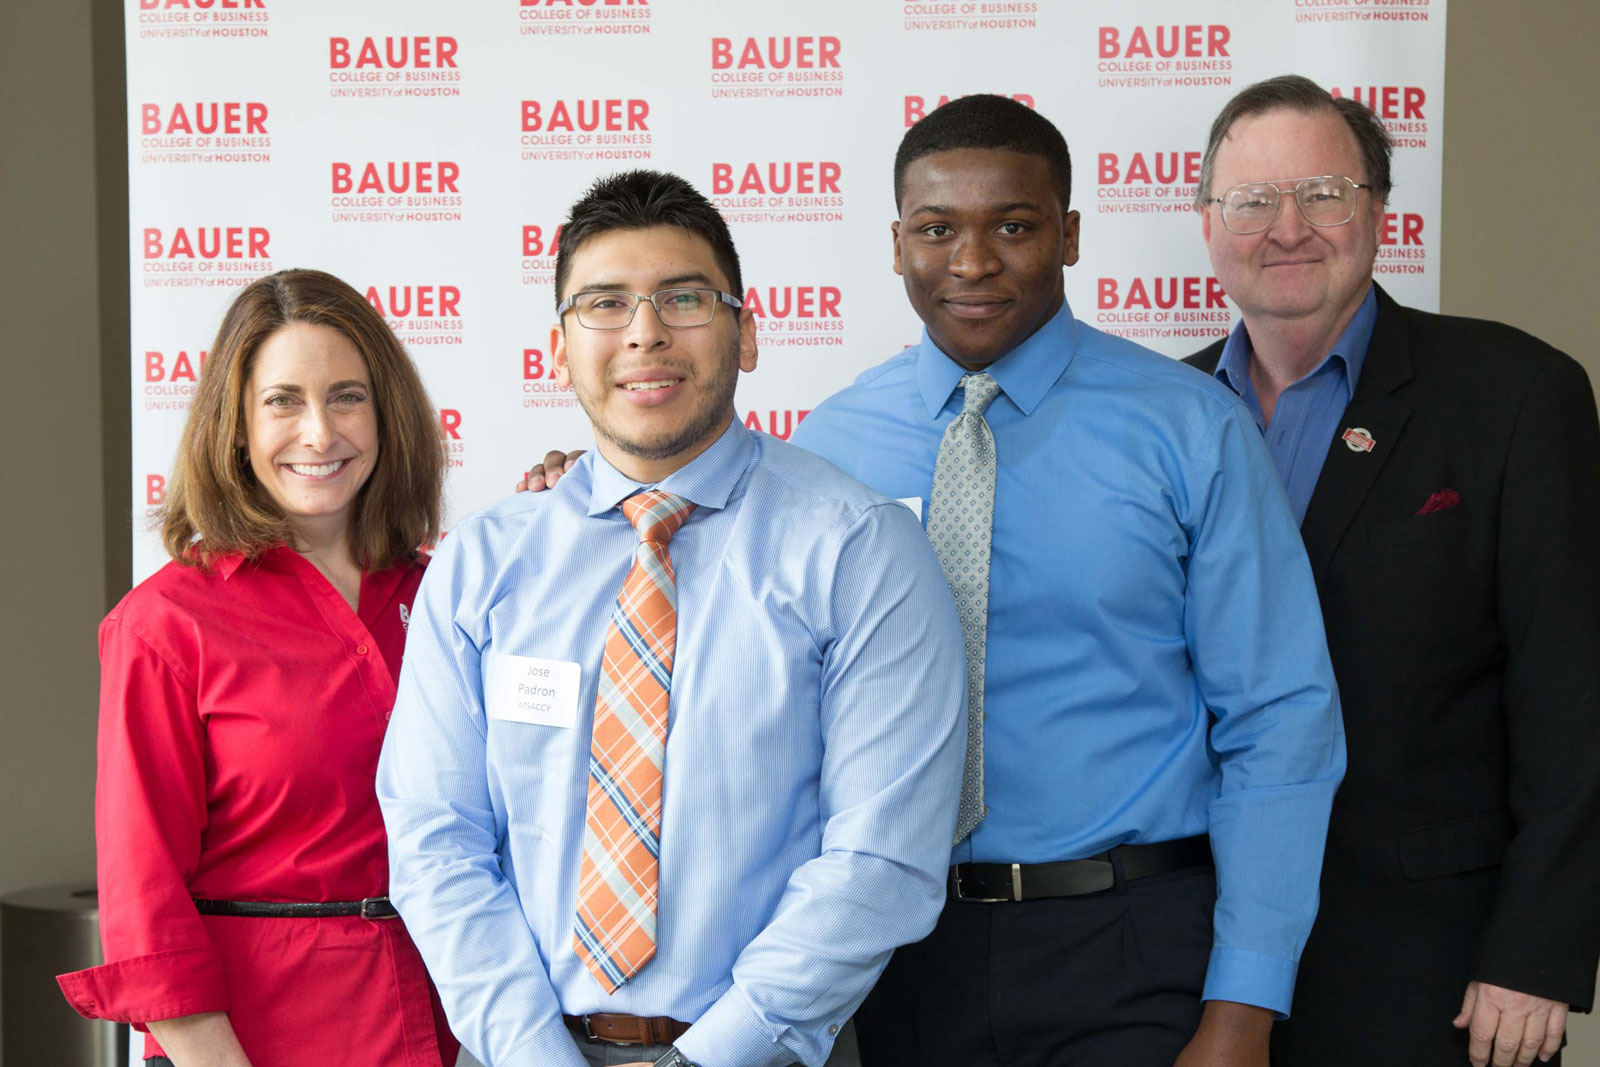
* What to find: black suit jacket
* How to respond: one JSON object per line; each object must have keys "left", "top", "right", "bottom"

{"left": 1187, "top": 285, "right": 1600, "bottom": 1065}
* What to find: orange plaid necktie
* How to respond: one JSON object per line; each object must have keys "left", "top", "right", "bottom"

{"left": 574, "top": 489, "right": 696, "bottom": 993}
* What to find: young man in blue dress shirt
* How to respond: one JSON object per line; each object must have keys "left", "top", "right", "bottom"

{"left": 378, "top": 171, "right": 967, "bottom": 1067}
{"left": 523, "top": 99, "right": 1346, "bottom": 1066}
{"left": 782, "top": 94, "right": 1345, "bottom": 1067}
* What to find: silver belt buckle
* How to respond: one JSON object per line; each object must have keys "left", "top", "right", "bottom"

{"left": 955, "top": 863, "right": 1023, "bottom": 902}
{"left": 581, "top": 1016, "right": 643, "bottom": 1046}
{"left": 359, "top": 896, "right": 394, "bottom": 920}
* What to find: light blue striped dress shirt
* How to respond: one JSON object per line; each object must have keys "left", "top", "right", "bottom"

{"left": 377, "top": 419, "right": 966, "bottom": 1067}
{"left": 792, "top": 301, "right": 1345, "bottom": 1016}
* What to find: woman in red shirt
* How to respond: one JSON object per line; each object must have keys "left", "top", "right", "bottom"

{"left": 58, "top": 269, "right": 458, "bottom": 1067}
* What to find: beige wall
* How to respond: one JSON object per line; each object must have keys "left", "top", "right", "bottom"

{"left": 1, "top": 3, "right": 99, "bottom": 900}
{"left": 0, "top": 0, "right": 127, "bottom": 1052}
{"left": 1442, "top": 1, "right": 1600, "bottom": 388}
{"left": 0, "top": 0, "right": 1594, "bottom": 1057}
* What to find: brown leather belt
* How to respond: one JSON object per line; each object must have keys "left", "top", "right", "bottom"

{"left": 565, "top": 1012, "right": 691, "bottom": 1046}
{"left": 950, "top": 834, "right": 1212, "bottom": 902}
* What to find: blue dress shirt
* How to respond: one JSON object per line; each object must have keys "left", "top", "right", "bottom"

{"left": 377, "top": 420, "right": 966, "bottom": 1067}
{"left": 1213, "top": 285, "right": 1378, "bottom": 523}
{"left": 791, "top": 301, "right": 1345, "bottom": 1015}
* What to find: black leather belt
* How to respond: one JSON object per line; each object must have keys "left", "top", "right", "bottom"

{"left": 193, "top": 896, "right": 398, "bottom": 919}
{"left": 950, "top": 835, "right": 1212, "bottom": 902}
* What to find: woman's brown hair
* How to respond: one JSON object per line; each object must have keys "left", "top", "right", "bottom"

{"left": 160, "top": 268, "right": 444, "bottom": 571}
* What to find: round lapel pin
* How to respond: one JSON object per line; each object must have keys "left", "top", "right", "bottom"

{"left": 1342, "top": 426, "right": 1376, "bottom": 453}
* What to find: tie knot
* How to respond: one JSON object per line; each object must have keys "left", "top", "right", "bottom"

{"left": 621, "top": 490, "right": 696, "bottom": 545}
{"left": 959, "top": 373, "right": 1001, "bottom": 416}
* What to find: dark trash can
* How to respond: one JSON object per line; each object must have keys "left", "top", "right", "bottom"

{"left": 2, "top": 883, "right": 127, "bottom": 1066}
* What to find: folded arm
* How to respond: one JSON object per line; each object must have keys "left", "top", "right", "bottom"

{"left": 377, "top": 534, "right": 588, "bottom": 1067}
{"left": 675, "top": 503, "right": 967, "bottom": 1067}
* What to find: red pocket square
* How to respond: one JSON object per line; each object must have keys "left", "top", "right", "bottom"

{"left": 1416, "top": 489, "right": 1460, "bottom": 515}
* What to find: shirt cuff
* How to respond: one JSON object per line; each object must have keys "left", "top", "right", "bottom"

{"left": 675, "top": 985, "right": 793, "bottom": 1067}
{"left": 495, "top": 1020, "right": 590, "bottom": 1067}
{"left": 57, "top": 947, "right": 229, "bottom": 1025}
{"left": 1201, "top": 946, "right": 1298, "bottom": 1019}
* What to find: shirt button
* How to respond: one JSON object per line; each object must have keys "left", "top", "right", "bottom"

{"left": 356, "top": 644, "right": 369, "bottom": 655}
{"left": 828, "top": 1025, "right": 839, "bottom": 1037}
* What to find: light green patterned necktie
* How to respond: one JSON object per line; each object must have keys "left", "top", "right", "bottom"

{"left": 926, "top": 372, "right": 1001, "bottom": 843}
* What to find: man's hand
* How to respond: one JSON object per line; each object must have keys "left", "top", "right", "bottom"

{"left": 1454, "top": 980, "right": 1568, "bottom": 1066}
{"left": 514, "top": 449, "right": 586, "bottom": 493}
{"left": 1172, "top": 1001, "right": 1272, "bottom": 1067}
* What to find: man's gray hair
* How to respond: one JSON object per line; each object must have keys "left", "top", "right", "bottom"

{"left": 1195, "top": 74, "right": 1394, "bottom": 209}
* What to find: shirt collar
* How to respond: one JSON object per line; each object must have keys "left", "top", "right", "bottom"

{"left": 915, "top": 298, "right": 1080, "bottom": 419}
{"left": 1215, "top": 284, "right": 1378, "bottom": 397}
{"left": 210, "top": 545, "right": 293, "bottom": 579}
{"left": 586, "top": 417, "right": 757, "bottom": 518}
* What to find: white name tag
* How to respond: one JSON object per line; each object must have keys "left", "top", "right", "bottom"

{"left": 897, "top": 496, "right": 924, "bottom": 521}
{"left": 487, "top": 654, "right": 581, "bottom": 728}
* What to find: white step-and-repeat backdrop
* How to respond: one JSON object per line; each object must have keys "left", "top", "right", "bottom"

{"left": 125, "top": 0, "right": 1446, "bottom": 582}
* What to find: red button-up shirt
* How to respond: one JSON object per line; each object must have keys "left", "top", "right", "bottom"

{"left": 57, "top": 546, "right": 457, "bottom": 1066}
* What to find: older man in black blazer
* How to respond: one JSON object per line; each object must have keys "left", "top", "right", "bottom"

{"left": 1186, "top": 75, "right": 1600, "bottom": 1067}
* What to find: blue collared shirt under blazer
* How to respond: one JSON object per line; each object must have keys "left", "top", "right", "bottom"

{"left": 377, "top": 420, "right": 966, "bottom": 1067}
{"left": 1214, "top": 285, "right": 1379, "bottom": 524}
{"left": 792, "top": 300, "right": 1346, "bottom": 1017}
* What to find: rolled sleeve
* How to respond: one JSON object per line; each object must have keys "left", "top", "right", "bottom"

{"left": 58, "top": 947, "right": 228, "bottom": 1026}
{"left": 1201, "top": 947, "right": 1300, "bottom": 1017}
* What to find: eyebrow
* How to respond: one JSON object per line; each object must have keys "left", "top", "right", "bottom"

{"left": 907, "top": 200, "right": 1045, "bottom": 218}
{"left": 256, "top": 379, "right": 368, "bottom": 395}
{"left": 572, "top": 272, "right": 718, "bottom": 294}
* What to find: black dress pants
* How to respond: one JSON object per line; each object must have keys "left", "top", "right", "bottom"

{"left": 856, "top": 866, "right": 1216, "bottom": 1067}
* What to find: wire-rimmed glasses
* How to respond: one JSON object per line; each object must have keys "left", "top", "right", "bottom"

{"left": 1208, "top": 175, "right": 1374, "bottom": 234}
{"left": 557, "top": 287, "right": 743, "bottom": 330}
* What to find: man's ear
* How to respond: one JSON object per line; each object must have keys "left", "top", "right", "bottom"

{"left": 738, "top": 309, "right": 759, "bottom": 373}
{"left": 1061, "top": 210, "right": 1081, "bottom": 268}
{"left": 1366, "top": 192, "right": 1387, "bottom": 235}
{"left": 552, "top": 323, "right": 571, "bottom": 388}
{"left": 891, "top": 219, "right": 904, "bottom": 276}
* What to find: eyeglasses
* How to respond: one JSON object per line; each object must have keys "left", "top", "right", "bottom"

{"left": 1208, "top": 175, "right": 1374, "bottom": 234}
{"left": 557, "top": 287, "right": 743, "bottom": 330}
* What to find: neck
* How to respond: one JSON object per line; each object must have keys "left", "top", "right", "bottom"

{"left": 288, "top": 516, "right": 362, "bottom": 605}
{"left": 597, "top": 413, "right": 732, "bottom": 485}
{"left": 1240, "top": 283, "right": 1370, "bottom": 419}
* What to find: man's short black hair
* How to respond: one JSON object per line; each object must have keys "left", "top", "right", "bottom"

{"left": 893, "top": 94, "right": 1073, "bottom": 213}
{"left": 553, "top": 170, "right": 743, "bottom": 310}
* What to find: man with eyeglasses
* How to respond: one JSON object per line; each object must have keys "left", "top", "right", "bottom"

{"left": 1187, "top": 75, "right": 1600, "bottom": 1067}
{"left": 378, "top": 169, "right": 967, "bottom": 1067}
{"left": 524, "top": 97, "right": 1348, "bottom": 1067}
